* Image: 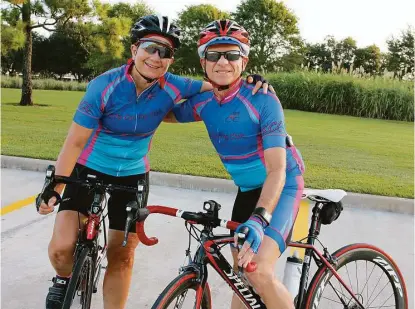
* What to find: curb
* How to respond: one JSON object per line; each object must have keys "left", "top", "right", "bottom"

{"left": 2, "top": 155, "right": 414, "bottom": 215}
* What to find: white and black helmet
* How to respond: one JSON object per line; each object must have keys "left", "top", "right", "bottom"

{"left": 130, "top": 14, "right": 181, "bottom": 49}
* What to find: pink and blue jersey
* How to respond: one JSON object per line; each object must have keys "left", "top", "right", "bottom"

{"left": 73, "top": 61, "right": 203, "bottom": 176}
{"left": 172, "top": 80, "right": 305, "bottom": 191}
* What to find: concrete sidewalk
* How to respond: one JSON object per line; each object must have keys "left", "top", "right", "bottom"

{"left": 2, "top": 155, "right": 414, "bottom": 214}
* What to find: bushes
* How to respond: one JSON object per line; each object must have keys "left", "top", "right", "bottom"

{"left": 267, "top": 72, "right": 414, "bottom": 121}
{"left": 2, "top": 72, "right": 413, "bottom": 121}
{"left": 1, "top": 75, "right": 87, "bottom": 91}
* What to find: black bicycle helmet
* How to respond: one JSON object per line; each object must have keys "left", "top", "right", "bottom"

{"left": 130, "top": 14, "right": 181, "bottom": 49}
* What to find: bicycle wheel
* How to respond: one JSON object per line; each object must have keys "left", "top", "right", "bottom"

{"left": 152, "top": 271, "right": 212, "bottom": 309}
{"left": 305, "top": 243, "right": 408, "bottom": 309}
{"left": 62, "top": 245, "right": 94, "bottom": 309}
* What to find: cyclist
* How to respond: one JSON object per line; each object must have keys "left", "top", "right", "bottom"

{"left": 37, "top": 14, "right": 270, "bottom": 309}
{"left": 165, "top": 19, "right": 305, "bottom": 309}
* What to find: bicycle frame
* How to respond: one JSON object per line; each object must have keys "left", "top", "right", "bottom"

{"left": 72, "top": 187, "right": 108, "bottom": 293}
{"left": 186, "top": 234, "right": 364, "bottom": 309}
{"left": 137, "top": 202, "right": 365, "bottom": 309}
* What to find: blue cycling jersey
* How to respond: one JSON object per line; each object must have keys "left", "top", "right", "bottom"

{"left": 172, "top": 79, "right": 305, "bottom": 191}
{"left": 73, "top": 60, "right": 203, "bottom": 176}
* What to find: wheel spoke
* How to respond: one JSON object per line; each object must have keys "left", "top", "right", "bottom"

{"left": 327, "top": 281, "right": 350, "bottom": 306}
{"left": 173, "top": 290, "right": 188, "bottom": 309}
{"left": 376, "top": 292, "right": 396, "bottom": 309}
{"left": 366, "top": 269, "right": 384, "bottom": 306}
{"left": 355, "top": 261, "right": 359, "bottom": 296}
{"left": 313, "top": 249, "right": 404, "bottom": 309}
{"left": 367, "top": 280, "right": 393, "bottom": 309}
{"left": 362, "top": 262, "right": 377, "bottom": 307}
{"left": 345, "top": 263, "right": 354, "bottom": 292}
{"left": 321, "top": 295, "right": 345, "bottom": 305}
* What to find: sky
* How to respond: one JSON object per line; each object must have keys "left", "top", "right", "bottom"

{"left": 105, "top": 0, "right": 415, "bottom": 52}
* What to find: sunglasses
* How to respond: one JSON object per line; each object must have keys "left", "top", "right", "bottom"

{"left": 138, "top": 40, "right": 174, "bottom": 59}
{"left": 205, "top": 50, "right": 242, "bottom": 62}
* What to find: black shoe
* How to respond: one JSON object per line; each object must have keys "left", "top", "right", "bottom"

{"left": 45, "top": 278, "right": 68, "bottom": 309}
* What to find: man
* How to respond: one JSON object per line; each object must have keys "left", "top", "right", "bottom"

{"left": 165, "top": 19, "right": 305, "bottom": 309}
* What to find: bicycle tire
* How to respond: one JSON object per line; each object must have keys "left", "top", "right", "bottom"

{"left": 305, "top": 243, "right": 408, "bottom": 309}
{"left": 62, "top": 245, "right": 94, "bottom": 309}
{"left": 152, "top": 271, "right": 212, "bottom": 309}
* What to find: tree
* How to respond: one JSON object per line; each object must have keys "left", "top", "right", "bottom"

{"left": 304, "top": 43, "right": 331, "bottom": 71}
{"left": 2, "top": 0, "right": 91, "bottom": 105}
{"left": 86, "top": 1, "right": 153, "bottom": 76}
{"left": 354, "top": 45, "right": 381, "bottom": 75}
{"left": 1, "top": 7, "right": 25, "bottom": 75}
{"left": 335, "top": 37, "right": 357, "bottom": 71}
{"left": 1, "top": 48, "right": 23, "bottom": 75}
{"left": 303, "top": 36, "right": 357, "bottom": 73}
{"left": 276, "top": 47, "right": 306, "bottom": 72}
{"left": 107, "top": 2, "right": 154, "bottom": 61}
{"left": 323, "top": 35, "right": 357, "bottom": 72}
{"left": 233, "top": 0, "right": 301, "bottom": 70}
{"left": 386, "top": 26, "right": 414, "bottom": 79}
{"left": 107, "top": 1, "right": 153, "bottom": 23}
{"left": 174, "top": 4, "right": 230, "bottom": 74}
{"left": 32, "top": 23, "right": 93, "bottom": 80}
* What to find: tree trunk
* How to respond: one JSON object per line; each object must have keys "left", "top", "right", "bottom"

{"left": 19, "top": 2, "right": 33, "bottom": 106}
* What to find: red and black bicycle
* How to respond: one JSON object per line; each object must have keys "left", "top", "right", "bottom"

{"left": 135, "top": 190, "right": 408, "bottom": 309}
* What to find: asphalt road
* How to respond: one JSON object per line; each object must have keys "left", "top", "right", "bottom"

{"left": 1, "top": 168, "right": 413, "bottom": 309}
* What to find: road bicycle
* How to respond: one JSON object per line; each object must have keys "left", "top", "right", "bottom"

{"left": 36, "top": 165, "right": 147, "bottom": 309}
{"left": 135, "top": 188, "right": 408, "bottom": 309}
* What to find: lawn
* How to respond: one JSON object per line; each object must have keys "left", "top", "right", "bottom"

{"left": 1, "top": 88, "right": 413, "bottom": 198}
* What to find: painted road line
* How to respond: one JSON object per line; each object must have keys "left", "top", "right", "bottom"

{"left": 0, "top": 195, "right": 36, "bottom": 216}
{"left": 290, "top": 200, "right": 310, "bottom": 259}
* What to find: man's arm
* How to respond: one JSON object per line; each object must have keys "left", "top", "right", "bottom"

{"left": 235, "top": 94, "right": 288, "bottom": 266}
{"left": 256, "top": 147, "right": 286, "bottom": 214}
{"left": 163, "top": 111, "right": 178, "bottom": 123}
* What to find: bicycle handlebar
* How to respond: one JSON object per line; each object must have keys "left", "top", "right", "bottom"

{"left": 36, "top": 165, "right": 147, "bottom": 247}
{"left": 36, "top": 165, "right": 142, "bottom": 208}
{"left": 135, "top": 204, "right": 257, "bottom": 272}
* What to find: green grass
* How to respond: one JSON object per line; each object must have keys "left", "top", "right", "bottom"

{"left": 1, "top": 88, "right": 413, "bottom": 198}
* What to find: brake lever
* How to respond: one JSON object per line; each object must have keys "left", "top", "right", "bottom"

{"left": 122, "top": 201, "right": 139, "bottom": 247}
{"left": 36, "top": 165, "right": 61, "bottom": 212}
{"left": 135, "top": 179, "right": 147, "bottom": 208}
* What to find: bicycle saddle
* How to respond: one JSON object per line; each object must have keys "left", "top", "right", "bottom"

{"left": 302, "top": 189, "right": 347, "bottom": 203}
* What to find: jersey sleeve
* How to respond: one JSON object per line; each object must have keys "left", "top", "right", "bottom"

{"left": 73, "top": 78, "right": 104, "bottom": 129}
{"left": 164, "top": 73, "right": 203, "bottom": 103}
{"left": 259, "top": 94, "right": 287, "bottom": 149}
{"left": 172, "top": 91, "right": 213, "bottom": 123}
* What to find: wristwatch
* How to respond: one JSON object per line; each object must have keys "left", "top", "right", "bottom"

{"left": 252, "top": 207, "right": 272, "bottom": 226}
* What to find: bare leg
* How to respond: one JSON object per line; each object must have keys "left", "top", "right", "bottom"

{"left": 230, "top": 236, "right": 294, "bottom": 309}
{"left": 103, "top": 230, "right": 139, "bottom": 309}
{"left": 48, "top": 210, "right": 86, "bottom": 276}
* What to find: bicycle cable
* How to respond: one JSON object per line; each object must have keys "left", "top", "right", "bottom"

{"left": 99, "top": 193, "right": 109, "bottom": 225}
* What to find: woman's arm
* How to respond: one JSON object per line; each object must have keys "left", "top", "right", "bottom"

{"left": 53, "top": 122, "right": 93, "bottom": 194}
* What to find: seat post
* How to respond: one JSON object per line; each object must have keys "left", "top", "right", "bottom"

{"left": 308, "top": 202, "right": 323, "bottom": 244}
{"left": 296, "top": 202, "right": 323, "bottom": 309}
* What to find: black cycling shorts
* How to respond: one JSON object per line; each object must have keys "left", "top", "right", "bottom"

{"left": 58, "top": 163, "right": 149, "bottom": 232}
